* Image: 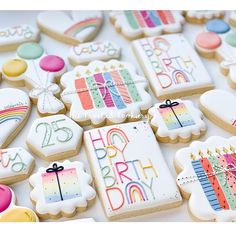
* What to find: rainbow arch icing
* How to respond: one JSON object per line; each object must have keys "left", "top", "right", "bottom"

{"left": 106, "top": 128, "right": 129, "bottom": 150}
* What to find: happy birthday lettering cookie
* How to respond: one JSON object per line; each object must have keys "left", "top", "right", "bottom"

{"left": 133, "top": 34, "right": 213, "bottom": 99}
{"left": 37, "top": 11, "right": 103, "bottom": 45}
{"left": 175, "top": 136, "right": 236, "bottom": 221}
{"left": 61, "top": 60, "right": 152, "bottom": 127}
{"left": 0, "top": 88, "right": 31, "bottom": 149}
{"left": 0, "top": 184, "right": 38, "bottom": 222}
{"left": 110, "top": 11, "right": 184, "bottom": 40}
{"left": 195, "top": 19, "right": 236, "bottom": 88}
{"left": 26, "top": 114, "right": 83, "bottom": 161}
{"left": 29, "top": 160, "right": 96, "bottom": 219}
{"left": 229, "top": 11, "right": 236, "bottom": 27}
{"left": 68, "top": 41, "right": 121, "bottom": 66}
{"left": 0, "top": 24, "right": 40, "bottom": 52}
{"left": 2, "top": 42, "right": 66, "bottom": 116}
{"left": 149, "top": 99, "right": 206, "bottom": 143}
{"left": 84, "top": 121, "right": 182, "bottom": 220}
{"left": 200, "top": 89, "right": 236, "bottom": 135}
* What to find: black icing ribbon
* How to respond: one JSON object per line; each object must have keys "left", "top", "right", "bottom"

{"left": 159, "top": 99, "right": 183, "bottom": 127}
{"left": 46, "top": 163, "right": 64, "bottom": 201}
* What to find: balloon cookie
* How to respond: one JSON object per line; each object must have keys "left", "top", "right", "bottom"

{"left": 37, "top": 11, "right": 103, "bottom": 45}
{"left": 0, "top": 184, "right": 38, "bottom": 222}
{"left": 2, "top": 43, "right": 66, "bottom": 116}
{"left": 0, "top": 88, "right": 31, "bottom": 149}
{"left": 29, "top": 160, "right": 96, "bottom": 219}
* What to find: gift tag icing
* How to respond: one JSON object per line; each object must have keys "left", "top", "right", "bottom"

{"left": 61, "top": 60, "right": 152, "bottom": 126}
{"left": 149, "top": 99, "right": 206, "bottom": 143}
{"left": 195, "top": 19, "right": 236, "bottom": 88}
{"left": 133, "top": 34, "right": 213, "bottom": 99}
{"left": 2, "top": 43, "right": 66, "bottom": 116}
{"left": 29, "top": 160, "right": 96, "bottom": 219}
{"left": 84, "top": 121, "right": 182, "bottom": 220}
{"left": 0, "top": 184, "right": 38, "bottom": 222}
{"left": 37, "top": 11, "right": 103, "bottom": 45}
{"left": 68, "top": 41, "right": 121, "bottom": 66}
{"left": 0, "top": 24, "right": 40, "bottom": 52}
{"left": 110, "top": 11, "right": 184, "bottom": 40}
{"left": 26, "top": 114, "right": 83, "bottom": 161}
{"left": 175, "top": 136, "right": 236, "bottom": 221}
{"left": 0, "top": 147, "right": 35, "bottom": 185}
{"left": 0, "top": 88, "right": 31, "bottom": 148}
{"left": 200, "top": 89, "right": 236, "bottom": 135}
{"left": 229, "top": 11, "right": 236, "bottom": 27}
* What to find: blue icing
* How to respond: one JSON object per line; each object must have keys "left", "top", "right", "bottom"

{"left": 206, "top": 19, "right": 230, "bottom": 34}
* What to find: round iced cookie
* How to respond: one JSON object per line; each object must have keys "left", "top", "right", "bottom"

{"left": 2, "top": 59, "right": 27, "bottom": 77}
{"left": 225, "top": 32, "right": 236, "bottom": 47}
{"left": 17, "top": 42, "right": 44, "bottom": 59}
{"left": 0, "top": 184, "right": 12, "bottom": 213}
{"left": 206, "top": 19, "right": 230, "bottom": 34}
{"left": 40, "top": 55, "right": 65, "bottom": 72}
{"left": 196, "top": 32, "right": 222, "bottom": 49}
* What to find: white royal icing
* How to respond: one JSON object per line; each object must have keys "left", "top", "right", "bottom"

{"left": 229, "top": 11, "right": 236, "bottom": 26}
{"left": 84, "top": 121, "right": 182, "bottom": 219}
{"left": 29, "top": 160, "right": 96, "bottom": 218}
{"left": 149, "top": 99, "right": 206, "bottom": 141}
{"left": 185, "top": 11, "right": 224, "bottom": 21}
{"left": 133, "top": 34, "right": 213, "bottom": 99}
{"left": 0, "top": 88, "right": 31, "bottom": 148}
{"left": 175, "top": 136, "right": 236, "bottom": 221}
{"left": 61, "top": 60, "right": 152, "bottom": 126}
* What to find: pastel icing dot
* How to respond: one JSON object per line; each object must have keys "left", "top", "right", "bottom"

{"left": 17, "top": 42, "right": 44, "bottom": 60}
{"left": 2, "top": 59, "right": 27, "bottom": 77}
{"left": 39, "top": 55, "right": 65, "bottom": 72}
{"left": 225, "top": 32, "right": 236, "bottom": 47}
{"left": 196, "top": 32, "right": 222, "bottom": 49}
{"left": 0, "top": 184, "right": 12, "bottom": 213}
{"left": 206, "top": 19, "right": 230, "bottom": 34}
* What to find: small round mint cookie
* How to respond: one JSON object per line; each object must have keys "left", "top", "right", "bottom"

{"left": 225, "top": 32, "right": 236, "bottom": 48}
{"left": 17, "top": 43, "right": 44, "bottom": 60}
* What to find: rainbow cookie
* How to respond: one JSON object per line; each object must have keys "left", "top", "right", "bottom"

{"left": 29, "top": 160, "right": 96, "bottom": 219}
{"left": 0, "top": 88, "right": 31, "bottom": 149}
{"left": 110, "top": 11, "right": 184, "bottom": 40}
{"left": 0, "top": 24, "right": 40, "bottom": 52}
{"left": 61, "top": 60, "right": 152, "bottom": 127}
{"left": 133, "top": 34, "right": 214, "bottom": 99}
{"left": 175, "top": 136, "right": 236, "bottom": 221}
{"left": 84, "top": 121, "right": 182, "bottom": 220}
{"left": 195, "top": 19, "right": 236, "bottom": 88}
{"left": 148, "top": 99, "right": 206, "bottom": 143}
{"left": 229, "top": 11, "right": 236, "bottom": 27}
{"left": 37, "top": 11, "right": 103, "bottom": 45}
{"left": 0, "top": 184, "right": 38, "bottom": 222}
{"left": 2, "top": 43, "right": 66, "bottom": 116}
{"left": 26, "top": 114, "right": 83, "bottom": 161}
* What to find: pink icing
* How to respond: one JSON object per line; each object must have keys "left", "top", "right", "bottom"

{"left": 39, "top": 55, "right": 65, "bottom": 72}
{"left": 0, "top": 184, "right": 12, "bottom": 213}
{"left": 196, "top": 32, "right": 222, "bottom": 50}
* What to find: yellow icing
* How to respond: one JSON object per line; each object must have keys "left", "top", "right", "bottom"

{"left": 2, "top": 59, "right": 27, "bottom": 77}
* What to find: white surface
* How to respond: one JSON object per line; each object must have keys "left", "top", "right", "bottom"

{"left": 0, "top": 10, "right": 235, "bottom": 222}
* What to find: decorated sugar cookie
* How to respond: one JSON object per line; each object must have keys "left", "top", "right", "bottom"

{"left": 29, "top": 160, "right": 96, "bottom": 219}
{"left": 68, "top": 41, "right": 121, "bottom": 66}
{"left": 37, "top": 11, "right": 103, "bottom": 45}
{"left": 0, "top": 184, "right": 38, "bottom": 222}
{"left": 2, "top": 43, "right": 66, "bottom": 116}
{"left": 148, "top": 99, "right": 206, "bottom": 143}
{"left": 195, "top": 19, "right": 236, "bottom": 88}
{"left": 110, "top": 11, "right": 184, "bottom": 40}
{"left": 200, "top": 89, "right": 236, "bottom": 135}
{"left": 0, "top": 24, "right": 40, "bottom": 52}
{"left": 61, "top": 60, "right": 152, "bottom": 126}
{"left": 184, "top": 11, "right": 224, "bottom": 24}
{"left": 84, "top": 121, "right": 182, "bottom": 220}
{"left": 229, "top": 11, "right": 236, "bottom": 27}
{"left": 133, "top": 34, "right": 213, "bottom": 99}
{"left": 0, "top": 147, "right": 35, "bottom": 185}
{"left": 175, "top": 136, "right": 236, "bottom": 221}
{"left": 0, "top": 88, "right": 31, "bottom": 149}
{"left": 26, "top": 114, "right": 83, "bottom": 161}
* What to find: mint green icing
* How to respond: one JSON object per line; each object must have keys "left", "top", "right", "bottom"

{"left": 17, "top": 43, "right": 44, "bottom": 60}
{"left": 225, "top": 32, "right": 236, "bottom": 48}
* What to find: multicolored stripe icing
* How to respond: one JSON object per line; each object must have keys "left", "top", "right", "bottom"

{"left": 0, "top": 105, "right": 28, "bottom": 125}
{"left": 192, "top": 154, "right": 236, "bottom": 211}
{"left": 158, "top": 102, "right": 195, "bottom": 130}
{"left": 124, "top": 10, "right": 176, "bottom": 29}
{"left": 42, "top": 168, "right": 81, "bottom": 203}
{"left": 75, "top": 69, "right": 142, "bottom": 110}
{"left": 64, "top": 17, "right": 101, "bottom": 37}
